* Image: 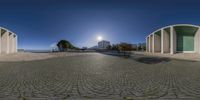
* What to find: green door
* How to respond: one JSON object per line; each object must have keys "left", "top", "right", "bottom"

{"left": 177, "top": 34, "right": 194, "bottom": 51}
{"left": 175, "top": 26, "right": 198, "bottom": 52}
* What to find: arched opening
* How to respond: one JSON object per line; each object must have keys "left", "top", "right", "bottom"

{"left": 174, "top": 26, "right": 199, "bottom": 53}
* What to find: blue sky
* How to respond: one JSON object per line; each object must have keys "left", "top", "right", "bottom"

{"left": 0, "top": 0, "right": 200, "bottom": 50}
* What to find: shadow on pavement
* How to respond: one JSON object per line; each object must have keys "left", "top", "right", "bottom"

{"left": 100, "top": 52, "right": 171, "bottom": 64}
{"left": 134, "top": 57, "right": 171, "bottom": 64}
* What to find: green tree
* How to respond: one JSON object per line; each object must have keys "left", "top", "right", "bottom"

{"left": 111, "top": 44, "right": 119, "bottom": 51}
{"left": 57, "top": 40, "right": 78, "bottom": 51}
{"left": 106, "top": 45, "right": 112, "bottom": 50}
{"left": 118, "top": 43, "right": 132, "bottom": 56}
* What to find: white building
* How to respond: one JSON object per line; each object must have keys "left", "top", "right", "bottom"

{"left": 98, "top": 40, "right": 110, "bottom": 49}
{"left": 0, "top": 27, "right": 18, "bottom": 54}
{"left": 146, "top": 24, "right": 200, "bottom": 54}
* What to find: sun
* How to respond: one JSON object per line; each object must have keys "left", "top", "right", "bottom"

{"left": 97, "top": 36, "right": 103, "bottom": 41}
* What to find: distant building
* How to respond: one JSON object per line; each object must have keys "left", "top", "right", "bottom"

{"left": 81, "top": 47, "right": 88, "bottom": 51}
{"left": 89, "top": 46, "right": 98, "bottom": 50}
{"left": 98, "top": 40, "right": 111, "bottom": 49}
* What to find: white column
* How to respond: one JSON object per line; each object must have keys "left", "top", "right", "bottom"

{"left": 146, "top": 37, "right": 149, "bottom": 52}
{"left": 149, "top": 35, "right": 152, "bottom": 52}
{"left": 198, "top": 28, "right": 200, "bottom": 54}
{"left": 13, "top": 35, "right": 15, "bottom": 53}
{"left": 0, "top": 29, "right": 1, "bottom": 54}
{"left": 194, "top": 27, "right": 200, "bottom": 54}
{"left": 16, "top": 35, "right": 18, "bottom": 53}
{"left": 1, "top": 31, "right": 9, "bottom": 54}
{"left": 9, "top": 33, "right": 14, "bottom": 53}
{"left": 170, "top": 26, "right": 174, "bottom": 54}
{"left": 170, "top": 26, "right": 176, "bottom": 54}
{"left": 12, "top": 34, "right": 15, "bottom": 53}
{"left": 7, "top": 32, "right": 9, "bottom": 54}
{"left": 14, "top": 35, "right": 18, "bottom": 53}
{"left": 161, "top": 29, "right": 164, "bottom": 54}
{"left": 148, "top": 36, "right": 151, "bottom": 52}
{"left": 152, "top": 34, "right": 155, "bottom": 53}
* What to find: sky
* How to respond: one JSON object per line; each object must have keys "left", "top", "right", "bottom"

{"left": 0, "top": 0, "right": 200, "bottom": 50}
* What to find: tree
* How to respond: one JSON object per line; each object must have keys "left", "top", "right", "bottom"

{"left": 50, "top": 43, "right": 59, "bottom": 52}
{"left": 136, "top": 43, "right": 146, "bottom": 51}
{"left": 106, "top": 45, "right": 112, "bottom": 50}
{"left": 118, "top": 43, "right": 132, "bottom": 56}
{"left": 111, "top": 44, "right": 119, "bottom": 51}
{"left": 57, "top": 40, "right": 78, "bottom": 51}
{"left": 142, "top": 45, "right": 146, "bottom": 51}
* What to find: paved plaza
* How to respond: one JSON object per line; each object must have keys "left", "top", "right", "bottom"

{"left": 0, "top": 53, "right": 200, "bottom": 100}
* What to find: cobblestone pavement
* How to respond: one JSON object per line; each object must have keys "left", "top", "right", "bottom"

{"left": 0, "top": 53, "right": 200, "bottom": 100}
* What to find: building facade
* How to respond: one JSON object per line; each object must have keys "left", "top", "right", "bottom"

{"left": 98, "top": 40, "right": 110, "bottom": 49}
{"left": 0, "top": 27, "right": 17, "bottom": 54}
{"left": 146, "top": 24, "right": 200, "bottom": 54}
